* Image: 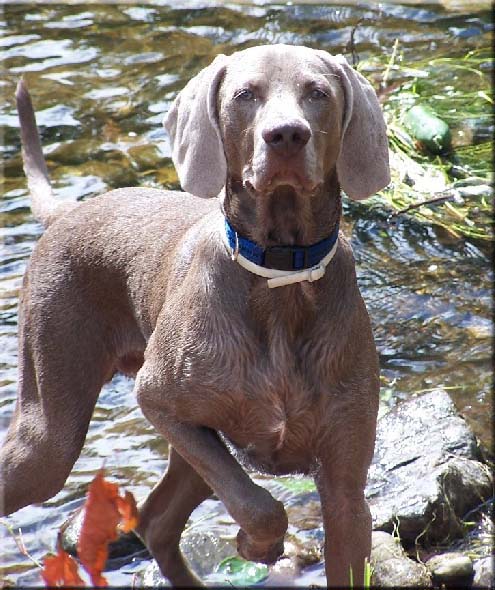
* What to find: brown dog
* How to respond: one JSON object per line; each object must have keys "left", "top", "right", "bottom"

{"left": 0, "top": 44, "right": 389, "bottom": 587}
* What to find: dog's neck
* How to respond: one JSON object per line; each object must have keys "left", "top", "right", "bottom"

{"left": 221, "top": 170, "right": 344, "bottom": 343}
{"left": 222, "top": 170, "right": 341, "bottom": 249}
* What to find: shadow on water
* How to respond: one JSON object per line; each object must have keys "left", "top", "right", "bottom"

{"left": 0, "top": 1, "right": 492, "bottom": 586}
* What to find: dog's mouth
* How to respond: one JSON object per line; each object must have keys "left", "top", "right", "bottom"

{"left": 243, "top": 172, "right": 320, "bottom": 198}
{"left": 242, "top": 142, "right": 323, "bottom": 197}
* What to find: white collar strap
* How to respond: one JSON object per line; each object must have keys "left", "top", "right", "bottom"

{"left": 222, "top": 219, "right": 339, "bottom": 289}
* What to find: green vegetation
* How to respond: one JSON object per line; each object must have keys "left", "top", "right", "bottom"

{"left": 360, "top": 45, "right": 493, "bottom": 241}
{"left": 349, "top": 558, "right": 373, "bottom": 589}
{"left": 276, "top": 475, "right": 317, "bottom": 493}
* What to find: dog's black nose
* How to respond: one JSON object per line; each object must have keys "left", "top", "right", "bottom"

{"left": 262, "top": 121, "right": 311, "bottom": 157}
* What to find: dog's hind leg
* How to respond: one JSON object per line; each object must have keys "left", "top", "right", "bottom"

{"left": 136, "top": 447, "right": 212, "bottom": 587}
{"left": 0, "top": 289, "right": 114, "bottom": 517}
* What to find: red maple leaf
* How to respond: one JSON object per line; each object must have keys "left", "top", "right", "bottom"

{"left": 77, "top": 468, "right": 139, "bottom": 587}
{"left": 41, "top": 543, "right": 85, "bottom": 588}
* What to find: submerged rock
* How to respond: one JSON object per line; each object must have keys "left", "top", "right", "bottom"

{"left": 180, "top": 528, "right": 236, "bottom": 578}
{"left": 127, "top": 144, "right": 166, "bottom": 172}
{"left": 59, "top": 504, "right": 147, "bottom": 564}
{"left": 368, "top": 389, "right": 492, "bottom": 544}
{"left": 141, "top": 529, "right": 236, "bottom": 586}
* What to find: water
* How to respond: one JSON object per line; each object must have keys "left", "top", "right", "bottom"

{"left": 0, "top": 1, "right": 492, "bottom": 586}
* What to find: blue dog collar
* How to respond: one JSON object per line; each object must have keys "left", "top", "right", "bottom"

{"left": 224, "top": 217, "right": 339, "bottom": 272}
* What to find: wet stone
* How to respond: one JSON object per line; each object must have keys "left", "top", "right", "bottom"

{"left": 286, "top": 497, "right": 322, "bottom": 531}
{"left": 180, "top": 528, "right": 236, "bottom": 578}
{"left": 371, "top": 531, "right": 432, "bottom": 587}
{"left": 139, "top": 528, "right": 236, "bottom": 586}
{"left": 472, "top": 556, "right": 494, "bottom": 588}
{"left": 284, "top": 531, "right": 323, "bottom": 568}
{"left": 266, "top": 556, "right": 298, "bottom": 585}
{"left": 59, "top": 505, "right": 147, "bottom": 564}
{"left": 368, "top": 389, "right": 493, "bottom": 545}
{"left": 426, "top": 552, "right": 474, "bottom": 587}
{"left": 140, "top": 562, "right": 169, "bottom": 587}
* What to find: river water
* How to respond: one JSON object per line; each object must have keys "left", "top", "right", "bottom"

{"left": 0, "top": 1, "right": 492, "bottom": 586}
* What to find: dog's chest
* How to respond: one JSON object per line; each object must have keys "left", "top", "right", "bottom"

{"left": 199, "top": 339, "right": 329, "bottom": 475}
{"left": 168, "top": 283, "right": 340, "bottom": 474}
{"left": 220, "top": 381, "right": 323, "bottom": 476}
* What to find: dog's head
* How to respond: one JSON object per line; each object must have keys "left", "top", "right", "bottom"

{"left": 164, "top": 44, "right": 390, "bottom": 201}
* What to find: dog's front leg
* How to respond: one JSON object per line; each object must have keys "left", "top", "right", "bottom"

{"left": 317, "top": 473, "right": 372, "bottom": 587}
{"left": 316, "top": 419, "right": 376, "bottom": 588}
{"left": 136, "top": 446, "right": 212, "bottom": 587}
{"left": 135, "top": 366, "right": 288, "bottom": 577}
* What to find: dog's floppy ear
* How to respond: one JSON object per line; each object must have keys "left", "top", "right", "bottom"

{"left": 164, "top": 54, "right": 228, "bottom": 198}
{"left": 319, "top": 52, "right": 390, "bottom": 200}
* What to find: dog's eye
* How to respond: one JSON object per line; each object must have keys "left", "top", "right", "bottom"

{"left": 309, "top": 88, "right": 329, "bottom": 100}
{"left": 234, "top": 88, "right": 256, "bottom": 101}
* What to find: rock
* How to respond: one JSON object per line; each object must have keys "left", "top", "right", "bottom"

{"left": 264, "top": 556, "right": 298, "bottom": 584}
{"left": 371, "top": 531, "right": 432, "bottom": 587}
{"left": 286, "top": 497, "right": 322, "bottom": 530}
{"left": 440, "top": 458, "right": 492, "bottom": 518}
{"left": 60, "top": 505, "right": 148, "bottom": 564}
{"left": 141, "top": 562, "right": 170, "bottom": 587}
{"left": 371, "top": 531, "right": 403, "bottom": 562}
{"left": 367, "top": 389, "right": 492, "bottom": 545}
{"left": 284, "top": 532, "right": 322, "bottom": 568}
{"left": 139, "top": 527, "right": 236, "bottom": 586}
{"left": 472, "top": 556, "right": 494, "bottom": 588}
{"left": 180, "top": 528, "right": 236, "bottom": 578}
{"left": 426, "top": 552, "right": 474, "bottom": 587}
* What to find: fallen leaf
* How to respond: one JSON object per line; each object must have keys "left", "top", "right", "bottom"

{"left": 117, "top": 491, "right": 139, "bottom": 533}
{"left": 41, "top": 543, "right": 85, "bottom": 588}
{"left": 77, "top": 469, "right": 138, "bottom": 587}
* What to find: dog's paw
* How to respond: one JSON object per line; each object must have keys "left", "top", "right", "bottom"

{"left": 236, "top": 528, "right": 284, "bottom": 564}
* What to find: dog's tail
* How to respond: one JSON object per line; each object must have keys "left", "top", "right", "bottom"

{"left": 16, "top": 79, "right": 77, "bottom": 228}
